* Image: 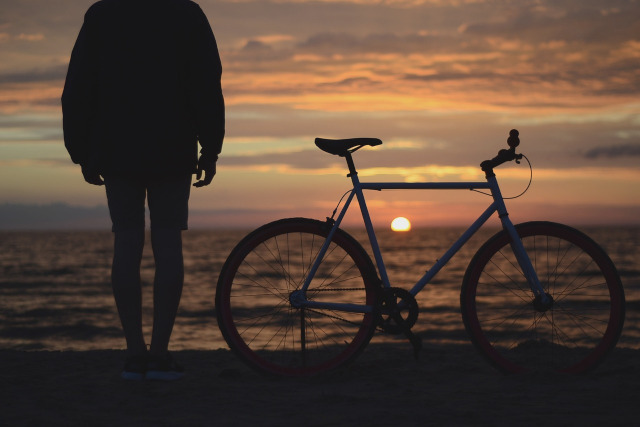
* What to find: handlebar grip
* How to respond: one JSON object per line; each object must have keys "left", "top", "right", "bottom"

{"left": 507, "top": 129, "right": 519, "bottom": 148}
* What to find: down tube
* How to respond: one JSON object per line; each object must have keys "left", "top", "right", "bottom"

{"left": 300, "top": 190, "right": 356, "bottom": 293}
{"left": 409, "top": 202, "right": 498, "bottom": 296}
{"left": 353, "top": 183, "right": 392, "bottom": 288}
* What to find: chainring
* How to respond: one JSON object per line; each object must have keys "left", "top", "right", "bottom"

{"left": 377, "top": 287, "right": 419, "bottom": 334}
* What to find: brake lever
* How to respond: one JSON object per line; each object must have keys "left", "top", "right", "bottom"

{"left": 509, "top": 129, "right": 522, "bottom": 164}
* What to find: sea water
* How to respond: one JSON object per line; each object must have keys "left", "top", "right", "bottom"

{"left": 1, "top": 227, "right": 638, "bottom": 351}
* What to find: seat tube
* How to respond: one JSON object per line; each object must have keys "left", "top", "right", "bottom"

{"left": 488, "top": 176, "right": 546, "bottom": 298}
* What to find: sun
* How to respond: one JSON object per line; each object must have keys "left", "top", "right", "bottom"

{"left": 391, "top": 217, "right": 411, "bottom": 232}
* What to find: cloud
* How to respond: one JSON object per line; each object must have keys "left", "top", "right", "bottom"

{"left": 584, "top": 144, "right": 640, "bottom": 159}
{"left": 298, "top": 32, "right": 452, "bottom": 54}
{"left": 0, "top": 65, "right": 67, "bottom": 84}
{"left": 16, "top": 33, "right": 45, "bottom": 42}
{"left": 462, "top": 3, "right": 640, "bottom": 44}
{"left": 218, "top": 2, "right": 640, "bottom": 117}
{"left": 0, "top": 112, "right": 63, "bottom": 143}
{"left": 0, "top": 33, "right": 46, "bottom": 43}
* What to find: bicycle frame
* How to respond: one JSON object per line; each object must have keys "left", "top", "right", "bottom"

{"left": 217, "top": 130, "right": 624, "bottom": 376}
{"left": 296, "top": 155, "right": 546, "bottom": 314}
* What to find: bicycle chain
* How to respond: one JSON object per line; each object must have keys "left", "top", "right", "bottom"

{"left": 300, "top": 287, "right": 379, "bottom": 329}
{"left": 300, "top": 287, "right": 411, "bottom": 334}
{"left": 306, "top": 287, "right": 422, "bottom": 359}
{"left": 304, "top": 308, "right": 365, "bottom": 328}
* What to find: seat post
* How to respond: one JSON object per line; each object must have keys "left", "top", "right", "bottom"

{"left": 343, "top": 151, "right": 358, "bottom": 177}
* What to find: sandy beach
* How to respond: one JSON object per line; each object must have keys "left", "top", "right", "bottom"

{"left": 3, "top": 342, "right": 639, "bottom": 426}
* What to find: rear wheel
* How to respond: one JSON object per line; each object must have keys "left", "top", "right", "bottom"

{"left": 460, "top": 222, "right": 625, "bottom": 373}
{"left": 216, "top": 218, "right": 380, "bottom": 376}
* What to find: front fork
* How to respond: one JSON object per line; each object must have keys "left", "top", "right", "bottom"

{"left": 490, "top": 177, "right": 551, "bottom": 309}
{"left": 503, "top": 219, "right": 551, "bottom": 307}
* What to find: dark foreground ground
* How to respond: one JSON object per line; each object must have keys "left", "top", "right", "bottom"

{"left": 2, "top": 343, "right": 639, "bottom": 426}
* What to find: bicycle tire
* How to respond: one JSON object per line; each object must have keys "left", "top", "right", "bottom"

{"left": 215, "top": 218, "right": 380, "bottom": 376}
{"left": 460, "top": 221, "right": 625, "bottom": 374}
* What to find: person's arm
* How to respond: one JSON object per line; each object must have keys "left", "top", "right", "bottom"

{"left": 62, "top": 7, "right": 103, "bottom": 185}
{"left": 188, "top": 4, "right": 225, "bottom": 187}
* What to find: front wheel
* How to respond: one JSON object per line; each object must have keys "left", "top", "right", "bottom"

{"left": 460, "top": 222, "right": 625, "bottom": 374}
{"left": 216, "top": 218, "right": 380, "bottom": 376}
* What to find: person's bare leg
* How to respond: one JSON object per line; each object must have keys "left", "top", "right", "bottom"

{"left": 149, "top": 228, "right": 184, "bottom": 357}
{"left": 111, "top": 229, "right": 147, "bottom": 357}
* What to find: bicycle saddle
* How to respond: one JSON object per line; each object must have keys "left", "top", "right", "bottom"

{"left": 315, "top": 137, "right": 382, "bottom": 156}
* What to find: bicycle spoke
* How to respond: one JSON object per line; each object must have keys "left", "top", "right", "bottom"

{"left": 461, "top": 222, "right": 624, "bottom": 373}
{"left": 216, "top": 218, "right": 377, "bottom": 376}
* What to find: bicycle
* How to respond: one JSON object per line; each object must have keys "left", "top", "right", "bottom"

{"left": 215, "top": 130, "right": 625, "bottom": 376}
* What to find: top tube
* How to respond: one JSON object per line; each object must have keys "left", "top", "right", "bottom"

{"left": 359, "top": 182, "right": 490, "bottom": 190}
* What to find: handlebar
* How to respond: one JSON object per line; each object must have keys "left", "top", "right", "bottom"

{"left": 480, "top": 129, "right": 523, "bottom": 177}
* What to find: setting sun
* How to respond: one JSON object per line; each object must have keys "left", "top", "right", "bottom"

{"left": 391, "top": 217, "right": 411, "bottom": 232}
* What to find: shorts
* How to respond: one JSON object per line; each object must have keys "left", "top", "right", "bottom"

{"left": 104, "top": 174, "right": 191, "bottom": 232}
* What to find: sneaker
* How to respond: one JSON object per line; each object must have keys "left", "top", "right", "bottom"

{"left": 121, "top": 353, "right": 148, "bottom": 380}
{"left": 145, "top": 352, "right": 184, "bottom": 381}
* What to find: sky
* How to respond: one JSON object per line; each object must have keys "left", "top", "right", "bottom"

{"left": 0, "top": 0, "right": 639, "bottom": 230}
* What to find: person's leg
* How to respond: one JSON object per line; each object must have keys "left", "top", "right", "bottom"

{"left": 146, "top": 175, "right": 191, "bottom": 358}
{"left": 105, "top": 175, "right": 147, "bottom": 359}
{"left": 149, "top": 228, "right": 184, "bottom": 356}
{"left": 112, "top": 229, "right": 147, "bottom": 357}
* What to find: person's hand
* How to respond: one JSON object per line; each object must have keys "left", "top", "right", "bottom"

{"left": 193, "top": 154, "right": 217, "bottom": 187}
{"left": 81, "top": 164, "right": 104, "bottom": 186}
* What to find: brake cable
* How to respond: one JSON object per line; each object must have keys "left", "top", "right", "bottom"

{"left": 471, "top": 153, "right": 533, "bottom": 199}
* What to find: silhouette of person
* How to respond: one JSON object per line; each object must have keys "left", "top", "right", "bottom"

{"left": 62, "top": 0, "right": 224, "bottom": 380}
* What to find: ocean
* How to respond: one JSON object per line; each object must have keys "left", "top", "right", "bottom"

{"left": 1, "top": 226, "right": 638, "bottom": 352}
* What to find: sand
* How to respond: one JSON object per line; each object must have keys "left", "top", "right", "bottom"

{"left": 2, "top": 343, "right": 639, "bottom": 426}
